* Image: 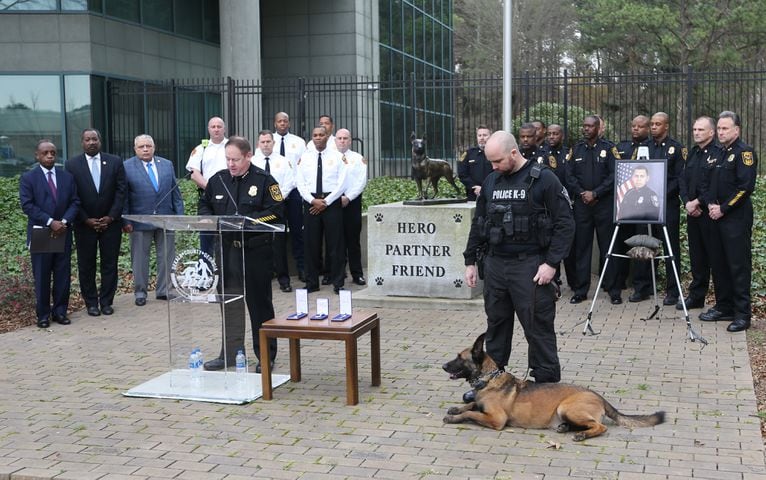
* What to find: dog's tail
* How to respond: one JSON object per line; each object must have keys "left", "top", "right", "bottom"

{"left": 603, "top": 401, "right": 665, "bottom": 428}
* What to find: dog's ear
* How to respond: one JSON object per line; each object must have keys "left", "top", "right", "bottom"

{"left": 471, "top": 333, "right": 486, "bottom": 363}
{"left": 410, "top": 132, "right": 416, "bottom": 141}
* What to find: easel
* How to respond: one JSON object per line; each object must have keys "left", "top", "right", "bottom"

{"left": 580, "top": 223, "right": 708, "bottom": 347}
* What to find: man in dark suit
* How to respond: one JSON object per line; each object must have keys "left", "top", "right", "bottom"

{"left": 122, "top": 134, "right": 184, "bottom": 306}
{"left": 65, "top": 129, "right": 126, "bottom": 316}
{"left": 20, "top": 139, "right": 80, "bottom": 328}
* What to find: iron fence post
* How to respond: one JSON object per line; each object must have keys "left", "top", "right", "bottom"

{"left": 227, "top": 76, "right": 236, "bottom": 135}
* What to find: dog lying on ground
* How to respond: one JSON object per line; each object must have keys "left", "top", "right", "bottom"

{"left": 441, "top": 334, "right": 665, "bottom": 440}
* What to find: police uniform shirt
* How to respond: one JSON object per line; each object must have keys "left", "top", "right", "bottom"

{"left": 340, "top": 149, "right": 368, "bottom": 201}
{"left": 545, "top": 144, "right": 567, "bottom": 185}
{"left": 648, "top": 137, "right": 686, "bottom": 199}
{"left": 252, "top": 150, "right": 295, "bottom": 198}
{"left": 306, "top": 135, "right": 337, "bottom": 152}
{"left": 617, "top": 138, "right": 650, "bottom": 160}
{"left": 457, "top": 146, "right": 492, "bottom": 195}
{"left": 464, "top": 160, "right": 575, "bottom": 268}
{"left": 565, "top": 139, "right": 620, "bottom": 198}
{"left": 185, "top": 138, "right": 228, "bottom": 180}
{"left": 198, "top": 164, "right": 284, "bottom": 227}
{"left": 679, "top": 142, "right": 722, "bottom": 204}
{"left": 273, "top": 131, "right": 306, "bottom": 168}
{"left": 295, "top": 148, "right": 347, "bottom": 205}
{"left": 618, "top": 185, "right": 660, "bottom": 221}
{"left": 699, "top": 138, "right": 757, "bottom": 214}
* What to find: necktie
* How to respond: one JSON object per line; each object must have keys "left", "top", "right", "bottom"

{"left": 315, "top": 152, "right": 323, "bottom": 195}
{"left": 47, "top": 170, "right": 57, "bottom": 199}
{"left": 147, "top": 162, "right": 159, "bottom": 192}
{"left": 264, "top": 157, "right": 270, "bottom": 174}
{"left": 280, "top": 136, "right": 286, "bottom": 157}
{"left": 91, "top": 157, "right": 100, "bottom": 192}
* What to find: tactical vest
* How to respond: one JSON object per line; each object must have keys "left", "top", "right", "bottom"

{"left": 481, "top": 164, "right": 552, "bottom": 256}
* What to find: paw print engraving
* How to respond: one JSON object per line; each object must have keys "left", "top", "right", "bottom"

{"left": 375, "top": 276, "right": 384, "bottom": 286}
{"left": 374, "top": 213, "right": 384, "bottom": 222}
{"left": 454, "top": 279, "right": 463, "bottom": 288}
{"left": 453, "top": 213, "right": 463, "bottom": 223}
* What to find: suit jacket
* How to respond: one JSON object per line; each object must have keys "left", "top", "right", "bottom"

{"left": 20, "top": 165, "right": 80, "bottom": 244}
{"left": 65, "top": 152, "right": 126, "bottom": 223}
{"left": 123, "top": 156, "right": 184, "bottom": 230}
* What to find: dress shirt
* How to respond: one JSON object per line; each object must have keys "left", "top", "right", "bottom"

{"left": 252, "top": 150, "right": 295, "bottom": 197}
{"left": 339, "top": 149, "right": 367, "bottom": 201}
{"left": 296, "top": 148, "right": 347, "bottom": 205}
{"left": 272, "top": 132, "right": 306, "bottom": 168}
{"left": 306, "top": 135, "right": 337, "bottom": 152}
{"left": 185, "top": 138, "right": 228, "bottom": 180}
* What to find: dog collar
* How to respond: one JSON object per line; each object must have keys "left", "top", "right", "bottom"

{"left": 470, "top": 368, "right": 505, "bottom": 388}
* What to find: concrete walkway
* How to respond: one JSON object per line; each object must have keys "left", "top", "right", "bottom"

{"left": 0, "top": 280, "right": 764, "bottom": 480}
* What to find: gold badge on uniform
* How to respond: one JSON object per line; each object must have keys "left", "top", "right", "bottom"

{"left": 269, "top": 184, "right": 283, "bottom": 201}
{"left": 549, "top": 156, "right": 557, "bottom": 169}
{"left": 566, "top": 148, "right": 573, "bottom": 161}
{"left": 459, "top": 151, "right": 467, "bottom": 162}
{"left": 600, "top": 150, "right": 606, "bottom": 158}
{"left": 682, "top": 147, "right": 688, "bottom": 161}
{"left": 727, "top": 154, "right": 735, "bottom": 162}
{"left": 611, "top": 146, "right": 621, "bottom": 159}
{"left": 342, "top": 155, "right": 348, "bottom": 164}
{"left": 668, "top": 146, "right": 675, "bottom": 155}
{"left": 743, "top": 151, "right": 754, "bottom": 166}
{"left": 248, "top": 185, "right": 258, "bottom": 197}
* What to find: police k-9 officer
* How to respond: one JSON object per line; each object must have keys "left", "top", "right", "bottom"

{"left": 199, "top": 136, "right": 284, "bottom": 373}
{"left": 698, "top": 111, "right": 757, "bottom": 332}
{"left": 464, "top": 130, "right": 574, "bottom": 399}
{"left": 457, "top": 125, "right": 493, "bottom": 201}
{"left": 566, "top": 115, "right": 622, "bottom": 304}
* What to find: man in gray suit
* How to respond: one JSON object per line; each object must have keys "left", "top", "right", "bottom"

{"left": 122, "top": 134, "right": 185, "bottom": 306}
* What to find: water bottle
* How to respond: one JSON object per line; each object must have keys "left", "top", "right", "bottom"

{"left": 188, "top": 349, "right": 197, "bottom": 372}
{"left": 196, "top": 348, "right": 204, "bottom": 372}
{"left": 235, "top": 349, "right": 247, "bottom": 375}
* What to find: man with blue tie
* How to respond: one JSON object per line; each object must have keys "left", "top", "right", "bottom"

{"left": 20, "top": 140, "right": 80, "bottom": 328}
{"left": 122, "top": 134, "right": 184, "bottom": 306}
{"left": 65, "top": 129, "right": 126, "bottom": 317}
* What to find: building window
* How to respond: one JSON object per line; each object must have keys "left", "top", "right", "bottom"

{"left": 141, "top": 0, "right": 172, "bottom": 31}
{"left": 104, "top": 0, "right": 139, "bottom": 22}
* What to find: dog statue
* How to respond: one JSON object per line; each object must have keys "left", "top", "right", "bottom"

{"left": 442, "top": 334, "right": 666, "bottom": 440}
{"left": 410, "top": 132, "right": 462, "bottom": 200}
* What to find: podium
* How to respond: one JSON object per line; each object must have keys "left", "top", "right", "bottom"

{"left": 121, "top": 214, "right": 290, "bottom": 404}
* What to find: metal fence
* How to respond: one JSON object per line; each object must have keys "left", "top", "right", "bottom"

{"left": 107, "top": 68, "right": 766, "bottom": 178}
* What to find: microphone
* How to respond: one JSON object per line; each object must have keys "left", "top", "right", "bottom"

{"left": 218, "top": 174, "right": 239, "bottom": 216}
{"left": 152, "top": 179, "right": 183, "bottom": 215}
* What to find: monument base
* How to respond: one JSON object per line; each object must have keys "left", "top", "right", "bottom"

{"left": 353, "top": 288, "right": 484, "bottom": 311}
{"left": 403, "top": 198, "right": 467, "bottom": 206}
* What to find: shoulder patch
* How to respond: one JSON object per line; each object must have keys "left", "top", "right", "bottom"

{"left": 460, "top": 151, "right": 467, "bottom": 162}
{"left": 682, "top": 147, "right": 688, "bottom": 161}
{"left": 743, "top": 151, "right": 754, "bottom": 166}
{"left": 611, "top": 146, "right": 621, "bottom": 159}
{"left": 566, "top": 148, "right": 573, "bottom": 161}
{"left": 269, "top": 184, "right": 284, "bottom": 202}
{"left": 548, "top": 155, "right": 557, "bottom": 169}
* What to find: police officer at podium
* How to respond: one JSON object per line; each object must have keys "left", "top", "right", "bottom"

{"left": 198, "top": 136, "right": 284, "bottom": 373}
{"left": 463, "top": 130, "right": 574, "bottom": 401}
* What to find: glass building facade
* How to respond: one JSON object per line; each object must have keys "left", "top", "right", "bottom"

{"left": 379, "top": 0, "right": 454, "bottom": 160}
{"left": 0, "top": 0, "right": 219, "bottom": 175}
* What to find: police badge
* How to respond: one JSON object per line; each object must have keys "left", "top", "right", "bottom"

{"left": 727, "top": 154, "right": 735, "bottom": 163}
{"left": 600, "top": 150, "right": 606, "bottom": 158}
{"left": 248, "top": 185, "right": 258, "bottom": 197}
{"left": 549, "top": 156, "right": 557, "bottom": 169}
{"left": 668, "top": 146, "right": 675, "bottom": 155}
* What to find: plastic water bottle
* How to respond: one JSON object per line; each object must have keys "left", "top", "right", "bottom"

{"left": 196, "top": 348, "right": 204, "bottom": 371}
{"left": 188, "top": 349, "right": 197, "bottom": 372}
{"left": 235, "top": 349, "right": 247, "bottom": 375}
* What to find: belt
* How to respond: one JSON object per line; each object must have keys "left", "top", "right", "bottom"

{"left": 311, "top": 192, "right": 332, "bottom": 199}
{"left": 489, "top": 250, "right": 541, "bottom": 260}
{"left": 227, "top": 234, "right": 271, "bottom": 249}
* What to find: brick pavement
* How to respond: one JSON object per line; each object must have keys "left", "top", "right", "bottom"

{"left": 0, "top": 280, "right": 764, "bottom": 480}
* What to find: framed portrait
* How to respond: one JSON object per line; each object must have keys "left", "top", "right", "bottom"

{"left": 613, "top": 159, "right": 667, "bottom": 224}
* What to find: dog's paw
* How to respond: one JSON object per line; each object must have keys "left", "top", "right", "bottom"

{"left": 453, "top": 279, "right": 463, "bottom": 288}
{"left": 453, "top": 213, "right": 463, "bottom": 223}
{"left": 374, "top": 276, "right": 384, "bottom": 286}
{"left": 446, "top": 406, "right": 462, "bottom": 415}
{"left": 555, "top": 423, "right": 570, "bottom": 433}
{"left": 572, "top": 432, "right": 588, "bottom": 442}
{"left": 443, "top": 415, "right": 459, "bottom": 424}
{"left": 374, "top": 213, "right": 383, "bottom": 222}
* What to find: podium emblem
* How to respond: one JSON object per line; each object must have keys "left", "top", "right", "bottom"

{"left": 171, "top": 249, "right": 219, "bottom": 298}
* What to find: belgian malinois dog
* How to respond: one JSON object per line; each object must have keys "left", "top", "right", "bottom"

{"left": 410, "top": 133, "right": 462, "bottom": 200}
{"left": 442, "top": 334, "right": 666, "bottom": 440}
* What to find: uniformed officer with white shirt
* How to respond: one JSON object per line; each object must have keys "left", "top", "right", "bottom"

{"left": 296, "top": 126, "right": 347, "bottom": 293}
{"left": 306, "top": 114, "right": 337, "bottom": 151}
{"left": 273, "top": 112, "right": 307, "bottom": 281}
{"left": 254, "top": 129, "right": 296, "bottom": 292}
{"left": 335, "top": 128, "right": 368, "bottom": 285}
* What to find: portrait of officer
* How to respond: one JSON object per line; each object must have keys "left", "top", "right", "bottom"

{"left": 616, "top": 165, "right": 661, "bottom": 222}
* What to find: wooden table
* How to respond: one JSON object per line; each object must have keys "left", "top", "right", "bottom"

{"left": 259, "top": 310, "right": 380, "bottom": 405}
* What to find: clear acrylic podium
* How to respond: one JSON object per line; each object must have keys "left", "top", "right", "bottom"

{"left": 122, "top": 214, "right": 290, "bottom": 404}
